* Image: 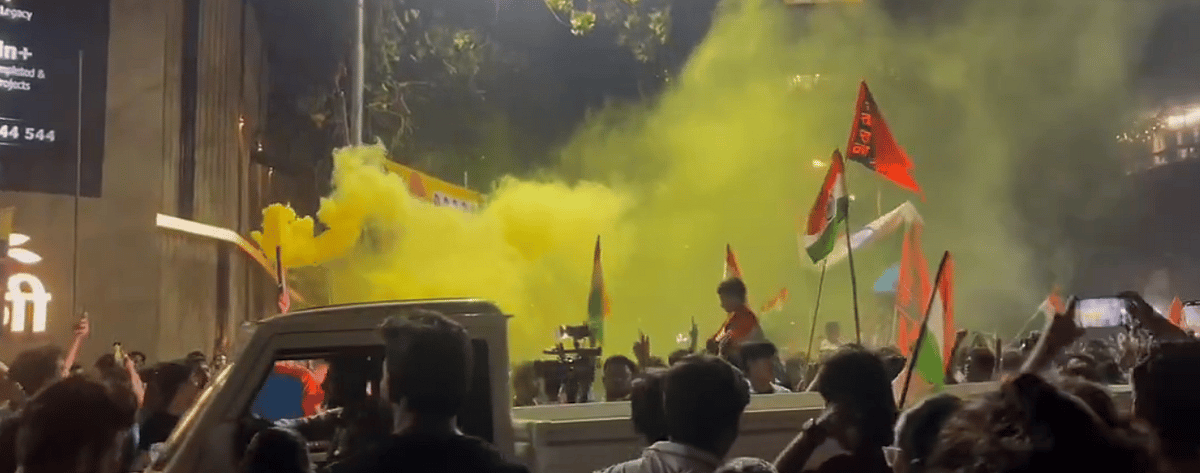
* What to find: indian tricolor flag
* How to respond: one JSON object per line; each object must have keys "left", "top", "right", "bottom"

{"left": 588, "top": 236, "right": 611, "bottom": 344}
{"left": 723, "top": 244, "right": 742, "bottom": 280}
{"left": 896, "top": 252, "right": 954, "bottom": 407}
{"left": 802, "top": 150, "right": 849, "bottom": 263}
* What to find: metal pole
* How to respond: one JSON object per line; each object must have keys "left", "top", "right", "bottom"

{"left": 73, "top": 50, "right": 83, "bottom": 316}
{"left": 840, "top": 162, "right": 862, "bottom": 344}
{"left": 351, "top": 0, "right": 365, "bottom": 145}
{"left": 803, "top": 261, "right": 828, "bottom": 365}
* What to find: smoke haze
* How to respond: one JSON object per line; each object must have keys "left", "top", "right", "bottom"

{"left": 266, "top": 0, "right": 1163, "bottom": 360}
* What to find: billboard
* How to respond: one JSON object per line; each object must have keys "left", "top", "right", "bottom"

{"left": 0, "top": 0, "right": 110, "bottom": 196}
{"left": 382, "top": 161, "right": 483, "bottom": 212}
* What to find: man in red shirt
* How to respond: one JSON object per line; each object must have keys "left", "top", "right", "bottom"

{"left": 708, "top": 278, "right": 765, "bottom": 356}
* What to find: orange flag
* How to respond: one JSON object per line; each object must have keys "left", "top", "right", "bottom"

{"left": 845, "top": 81, "right": 923, "bottom": 196}
{"left": 760, "top": 288, "right": 789, "bottom": 314}
{"left": 1169, "top": 297, "right": 1184, "bottom": 328}
{"left": 723, "top": 244, "right": 742, "bottom": 280}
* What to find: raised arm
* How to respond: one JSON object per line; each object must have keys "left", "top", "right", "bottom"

{"left": 61, "top": 314, "right": 89, "bottom": 378}
{"left": 1022, "top": 297, "right": 1083, "bottom": 374}
{"left": 123, "top": 355, "right": 145, "bottom": 406}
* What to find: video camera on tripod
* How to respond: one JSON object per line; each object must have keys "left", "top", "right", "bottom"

{"left": 533, "top": 323, "right": 602, "bottom": 404}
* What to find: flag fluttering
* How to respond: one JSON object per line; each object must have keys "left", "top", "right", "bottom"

{"left": 1038, "top": 287, "right": 1066, "bottom": 316}
{"left": 760, "top": 288, "right": 789, "bottom": 314}
{"left": 1169, "top": 296, "right": 1184, "bottom": 328}
{"left": 801, "top": 150, "right": 849, "bottom": 264}
{"left": 724, "top": 244, "right": 743, "bottom": 280}
{"left": 845, "top": 82, "right": 922, "bottom": 195}
{"left": 819, "top": 201, "right": 922, "bottom": 268}
{"left": 276, "top": 246, "right": 291, "bottom": 314}
{"left": 896, "top": 252, "right": 954, "bottom": 407}
{"left": 895, "top": 223, "right": 931, "bottom": 356}
{"left": 588, "top": 236, "right": 611, "bottom": 344}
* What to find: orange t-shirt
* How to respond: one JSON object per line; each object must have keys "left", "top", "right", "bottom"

{"left": 273, "top": 362, "right": 325, "bottom": 416}
{"left": 714, "top": 307, "right": 763, "bottom": 348}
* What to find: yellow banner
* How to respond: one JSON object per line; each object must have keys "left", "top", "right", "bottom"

{"left": 382, "top": 161, "right": 483, "bottom": 212}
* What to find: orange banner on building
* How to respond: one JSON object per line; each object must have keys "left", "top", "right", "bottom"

{"left": 382, "top": 161, "right": 483, "bottom": 212}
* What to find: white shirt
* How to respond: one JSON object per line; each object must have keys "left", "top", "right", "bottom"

{"left": 802, "top": 438, "right": 851, "bottom": 472}
{"left": 597, "top": 441, "right": 724, "bottom": 473}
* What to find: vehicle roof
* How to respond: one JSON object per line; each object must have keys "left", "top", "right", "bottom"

{"left": 255, "top": 299, "right": 507, "bottom": 332}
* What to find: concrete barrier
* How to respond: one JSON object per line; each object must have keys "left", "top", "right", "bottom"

{"left": 512, "top": 383, "right": 1133, "bottom": 473}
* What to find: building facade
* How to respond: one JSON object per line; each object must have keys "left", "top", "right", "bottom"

{"left": 0, "top": 0, "right": 271, "bottom": 363}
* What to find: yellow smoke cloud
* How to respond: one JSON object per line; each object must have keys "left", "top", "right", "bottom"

{"left": 259, "top": 145, "right": 634, "bottom": 360}
{"left": 257, "top": 0, "right": 1160, "bottom": 361}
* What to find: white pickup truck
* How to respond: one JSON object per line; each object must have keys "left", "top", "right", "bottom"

{"left": 143, "top": 297, "right": 1136, "bottom": 473}
{"left": 148, "top": 299, "right": 515, "bottom": 473}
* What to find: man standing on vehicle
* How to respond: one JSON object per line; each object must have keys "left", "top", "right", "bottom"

{"left": 328, "top": 310, "right": 528, "bottom": 473}
{"left": 707, "top": 278, "right": 765, "bottom": 358}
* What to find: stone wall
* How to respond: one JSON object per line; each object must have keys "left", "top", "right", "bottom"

{"left": 0, "top": 0, "right": 266, "bottom": 364}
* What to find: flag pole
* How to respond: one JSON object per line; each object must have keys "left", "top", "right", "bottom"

{"left": 804, "top": 260, "right": 829, "bottom": 364}
{"left": 841, "top": 169, "right": 863, "bottom": 344}
{"left": 899, "top": 250, "right": 951, "bottom": 409}
{"left": 72, "top": 50, "right": 84, "bottom": 317}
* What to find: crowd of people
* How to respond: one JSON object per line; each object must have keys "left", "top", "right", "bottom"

{"left": 509, "top": 277, "right": 1200, "bottom": 473}
{"left": 0, "top": 315, "right": 216, "bottom": 472}
{"left": 2, "top": 274, "right": 1199, "bottom": 473}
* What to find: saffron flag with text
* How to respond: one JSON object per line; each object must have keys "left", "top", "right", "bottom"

{"left": 802, "top": 150, "right": 849, "bottom": 263}
{"left": 588, "top": 236, "right": 611, "bottom": 343}
{"left": 845, "top": 82, "right": 922, "bottom": 195}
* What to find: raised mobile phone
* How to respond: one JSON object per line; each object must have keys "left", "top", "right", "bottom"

{"left": 1074, "top": 297, "right": 1130, "bottom": 328}
{"left": 113, "top": 342, "right": 124, "bottom": 360}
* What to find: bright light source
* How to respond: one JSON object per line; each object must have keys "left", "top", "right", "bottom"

{"left": 155, "top": 213, "right": 241, "bottom": 244}
{"left": 812, "top": 159, "right": 826, "bottom": 168}
{"left": 1166, "top": 109, "right": 1200, "bottom": 129}
{"left": 7, "top": 249, "right": 40, "bottom": 265}
{"left": 8, "top": 233, "right": 28, "bottom": 246}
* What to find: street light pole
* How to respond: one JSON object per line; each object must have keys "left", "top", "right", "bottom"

{"left": 351, "top": 0, "right": 365, "bottom": 146}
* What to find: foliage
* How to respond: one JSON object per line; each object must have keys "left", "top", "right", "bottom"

{"left": 546, "top": 0, "right": 672, "bottom": 63}
{"left": 293, "top": 0, "right": 679, "bottom": 187}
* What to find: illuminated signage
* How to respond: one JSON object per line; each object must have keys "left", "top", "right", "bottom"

{"left": 0, "top": 0, "right": 109, "bottom": 196}
{"left": 1, "top": 233, "right": 49, "bottom": 333}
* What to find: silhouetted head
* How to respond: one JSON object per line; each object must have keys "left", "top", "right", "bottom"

{"left": 240, "top": 427, "right": 312, "bottom": 473}
{"left": 663, "top": 354, "right": 750, "bottom": 459}
{"left": 603, "top": 355, "right": 638, "bottom": 401}
{"left": 9, "top": 346, "right": 64, "bottom": 397}
{"left": 16, "top": 376, "right": 137, "bottom": 473}
{"left": 378, "top": 309, "right": 472, "bottom": 420}
{"left": 718, "top": 278, "right": 748, "bottom": 312}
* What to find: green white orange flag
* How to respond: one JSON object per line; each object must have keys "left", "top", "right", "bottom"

{"left": 896, "top": 251, "right": 954, "bottom": 407}
{"left": 588, "top": 236, "right": 611, "bottom": 344}
{"left": 724, "top": 244, "right": 742, "bottom": 280}
{"left": 802, "top": 150, "right": 849, "bottom": 264}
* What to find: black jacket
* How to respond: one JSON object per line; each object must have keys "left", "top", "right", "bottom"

{"left": 326, "top": 433, "right": 528, "bottom": 473}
